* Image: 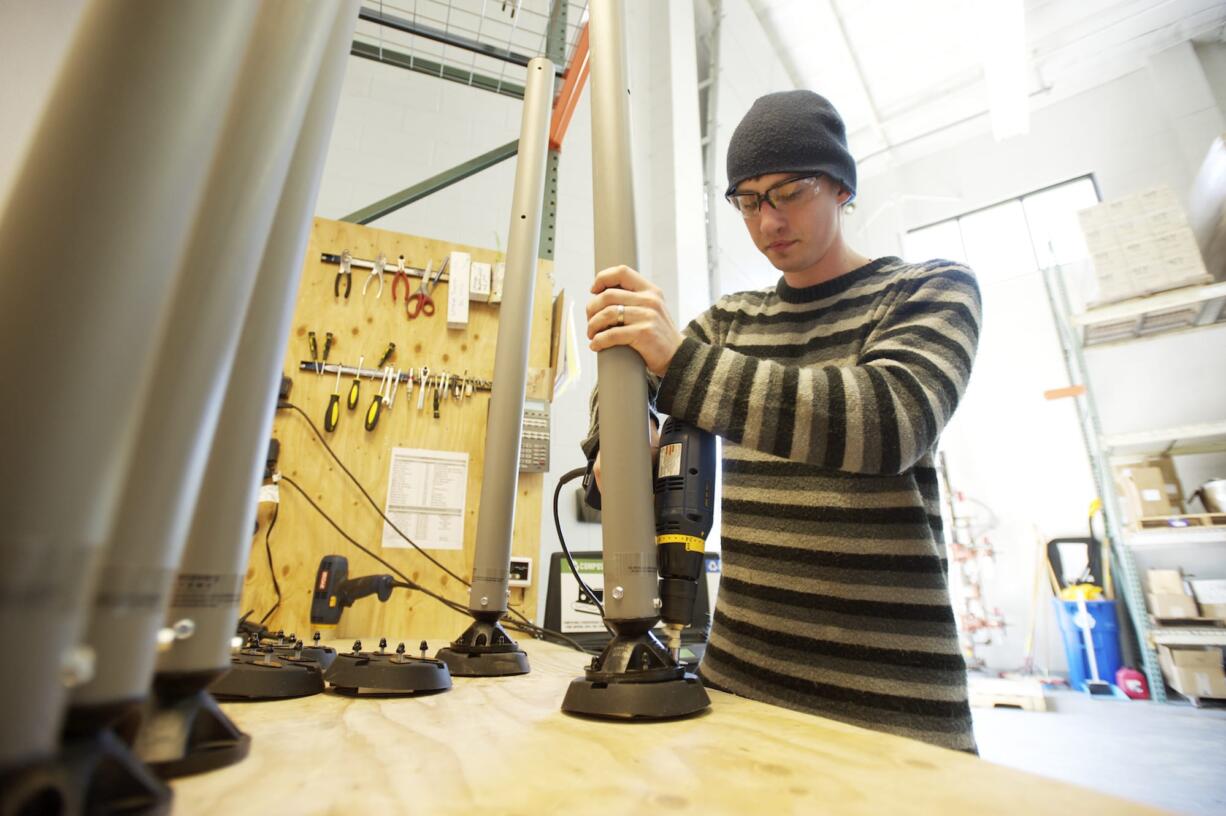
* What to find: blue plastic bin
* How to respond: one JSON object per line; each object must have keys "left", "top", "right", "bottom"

{"left": 1053, "top": 599, "right": 1122, "bottom": 692}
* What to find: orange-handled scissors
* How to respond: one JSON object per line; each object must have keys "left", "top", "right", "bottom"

{"left": 406, "top": 257, "right": 448, "bottom": 319}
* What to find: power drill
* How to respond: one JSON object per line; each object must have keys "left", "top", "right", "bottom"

{"left": 653, "top": 417, "right": 716, "bottom": 661}
{"left": 310, "top": 555, "right": 397, "bottom": 627}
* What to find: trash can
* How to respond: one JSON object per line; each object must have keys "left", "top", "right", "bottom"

{"left": 1053, "top": 599, "right": 1122, "bottom": 692}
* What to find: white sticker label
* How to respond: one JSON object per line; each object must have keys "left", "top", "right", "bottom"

{"left": 1141, "top": 489, "right": 1162, "bottom": 501}
{"left": 259, "top": 484, "right": 279, "bottom": 504}
{"left": 658, "top": 443, "right": 682, "bottom": 479}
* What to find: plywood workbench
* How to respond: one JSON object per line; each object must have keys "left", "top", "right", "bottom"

{"left": 171, "top": 640, "right": 1166, "bottom": 815}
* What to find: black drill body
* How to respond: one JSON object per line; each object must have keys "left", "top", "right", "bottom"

{"left": 653, "top": 418, "right": 716, "bottom": 630}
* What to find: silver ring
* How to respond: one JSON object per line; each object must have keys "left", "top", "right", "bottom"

{"left": 617, "top": 304, "right": 625, "bottom": 326}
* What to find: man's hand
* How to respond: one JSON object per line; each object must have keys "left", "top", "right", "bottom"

{"left": 586, "top": 265, "right": 684, "bottom": 377}
{"left": 592, "top": 419, "right": 661, "bottom": 493}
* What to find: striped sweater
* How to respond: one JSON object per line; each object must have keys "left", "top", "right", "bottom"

{"left": 585, "top": 256, "right": 982, "bottom": 751}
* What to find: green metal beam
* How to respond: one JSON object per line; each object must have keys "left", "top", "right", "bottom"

{"left": 538, "top": 0, "right": 567, "bottom": 259}
{"left": 349, "top": 40, "right": 525, "bottom": 100}
{"left": 341, "top": 139, "right": 520, "bottom": 225}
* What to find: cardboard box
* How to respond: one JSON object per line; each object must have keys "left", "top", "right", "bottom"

{"left": 1191, "top": 579, "right": 1226, "bottom": 619}
{"left": 468, "top": 261, "right": 492, "bottom": 301}
{"left": 1148, "top": 593, "right": 1199, "bottom": 619}
{"left": 446, "top": 251, "right": 471, "bottom": 330}
{"left": 1143, "top": 456, "right": 1185, "bottom": 512}
{"left": 1158, "top": 645, "right": 1226, "bottom": 699}
{"left": 1116, "top": 465, "right": 1178, "bottom": 520}
{"left": 1147, "top": 568, "right": 1189, "bottom": 595}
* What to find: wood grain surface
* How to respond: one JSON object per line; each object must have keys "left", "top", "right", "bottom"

{"left": 239, "top": 217, "right": 554, "bottom": 642}
{"left": 171, "top": 639, "right": 1168, "bottom": 816}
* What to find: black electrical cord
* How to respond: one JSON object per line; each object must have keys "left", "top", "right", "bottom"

{"left": 279, "top": 400, "right": 552, "bottom": 639}
{"left": 554, "top": 466, "right": 605, "bottom": 618}
{"left": 279, "top": 474, "right": 592, "bottom": 655}
{"left": 258, "top": 502, "right": 282, "bottom": 625}
{"left": 279, "top": 401, "right": 470, "bottom": 588}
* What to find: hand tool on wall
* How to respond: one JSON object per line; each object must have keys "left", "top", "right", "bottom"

{"left": 391, "top": 254, "right": 411, "bottom": 303}
{"left": 347, "top": 355, "right": 363, "bottom": 410}
{"left": 365, "top": 367, "right": 392, "bottom": 431}
{"left": 334, "top": 249, "right": 353, "bottom": 300}
{"left": 405, "top": 368, "right": 415, "bottom": 406}
{"left": 433, "top": 375, "right": 442, "bottom": 419}
{"left": 322, "top": 331, "right": 334, "bottom": 362}
{"left": 308, "top": 331, "right": 319, "bottom": 372}
{"left": 406, "top": 257, "right": 447, "bottom": 319}
{"left": 362, "top": 252, "right": 386, "bottom": 300}
{"left": 417, "top": 365, "right": 430, "bottom": 410}
{"left": 388, "top": 369, "right": 400, "bottom": 409}
{"left": 323, "top": 366, "right": 342, "bottom": 432}
{"left": 377, "top": 341, "right": 396, "bottom": 368}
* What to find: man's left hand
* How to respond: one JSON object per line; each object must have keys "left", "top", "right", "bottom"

{"left": 586, "top": 265, "right": 684, "bottom": 377}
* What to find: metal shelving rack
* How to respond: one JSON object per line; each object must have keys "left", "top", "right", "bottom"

{"left": 1043, "top": 264, "right": 1226, "bottom": 703}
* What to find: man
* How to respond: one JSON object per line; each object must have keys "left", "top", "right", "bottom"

{"left": 582, "top": 90, "right": 981, "bottom": 753}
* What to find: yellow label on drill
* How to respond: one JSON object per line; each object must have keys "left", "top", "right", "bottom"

{"left": 656, "top": 534, "right": 705, "bottom": 553}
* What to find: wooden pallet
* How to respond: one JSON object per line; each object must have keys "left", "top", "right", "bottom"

{"left": 1150, "top": 616, "right": 1226, "bottom": 627}
{"left": 1134, "top": 513, "right": 1226, "bottom": 530}
{"left": 968, "top": 677, "right": 1048, "bottom": 712}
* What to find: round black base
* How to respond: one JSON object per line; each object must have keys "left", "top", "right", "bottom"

{"left": 562, "top": 672, "right": 710, "bottom": 720}
{"left": 209, "top": 653, "right": 324, "bottom": 701}
{"left": 140, "top": 690, "right": 251, "bottom": 780}
{"left": 324, "top": 652, "right": 452, "bottom": 695}
{"left": 436, "top": 618, "right": 530, "bottom": 677}
{"left": 436, "top": 646, "right": 530, "bottom": 677}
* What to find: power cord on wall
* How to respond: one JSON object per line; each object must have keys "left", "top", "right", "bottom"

{"left": 273, "top": 406, "right": 595, "bottom": 654}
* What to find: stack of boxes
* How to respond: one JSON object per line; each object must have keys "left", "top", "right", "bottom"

{"left": 1113, "top": 455, "right": 1184, "bottom": 526}
{"left": 1144, "top": 571, "right": 1226, "bottom": 700}
{"left": 1078, "top": 186, "right": 1212, "bottom": 305}
{"left": 1146, "top": 568, "right": 1199, "bottom": 620}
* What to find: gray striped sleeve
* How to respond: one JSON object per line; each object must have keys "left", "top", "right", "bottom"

{"left": 655, "top": 266, "right": 981, "bottom": 475}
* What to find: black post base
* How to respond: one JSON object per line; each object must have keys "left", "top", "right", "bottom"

{"left": 134, "top": 674, "right": 251, "bottom": 780}
{"left": 324, "top": 650, "right": 452, "bottom": 695}
{"left": 59, "top": 727, "right": 173, "bottom": 815}
{"left": 435, "top": 619, "right": 529, "bottom": 677}
{"left": 209, "top": 651, "right": 325, "bottom": 701}
{"left": 0, "top": 758, "right": 68, "bottom": 816}
{"left": 561, "top": 629, "right": 710, "bottom": 720}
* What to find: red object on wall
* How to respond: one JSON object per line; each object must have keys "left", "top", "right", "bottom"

{"left": 1116, "top": 666, "right": 1150, "bottom": 700}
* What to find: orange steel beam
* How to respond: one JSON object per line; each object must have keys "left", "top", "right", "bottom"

{"left": 548, "top": 23, "right": 589, "bottom": 152}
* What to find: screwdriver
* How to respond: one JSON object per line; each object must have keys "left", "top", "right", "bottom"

{"left": 347, "top": 355, "right": 363, "bottom": 410}
{"left": 324, "top": 365, "right": 342, "bottom": 432}
{"left": 377, "top": 341, "right": 396, "bottom": 368}
{"left": 365, "top": 368, "right": 390, "bottom": 431}
{"left": 308, "top": 331, "right": 319, "bottom": 374}
{"left": 322, "top": 331, "right": 334, "bottom": 361}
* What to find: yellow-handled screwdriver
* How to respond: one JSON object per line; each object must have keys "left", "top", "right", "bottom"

{"left": 365, "top": 368, "right": 391, "bottom": 431}
{"left": 347, "top": 355, "right": 363, "bottom": 410}
{"left": 324, "top": 365, "right": 342, "bottom": 432}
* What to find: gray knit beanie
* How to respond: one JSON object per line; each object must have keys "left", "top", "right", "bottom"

{"left": 725, "top": 90, "right": 857, "bottom": 202}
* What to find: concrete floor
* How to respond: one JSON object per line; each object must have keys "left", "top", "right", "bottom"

{"left": 974, "top": 689, "right": 1226, "bottom": 815}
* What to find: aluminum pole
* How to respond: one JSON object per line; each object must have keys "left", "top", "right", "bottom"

{"left": 72, "top": 0, "right": 338, "bottom": 714}
{"left": 588, "top": 0, "right": 659, "bottom": 626}
{"left": 150, "top": 1, "right": 359, "bottom": 687}
{"left": 0, "top": 0, "right": 255, "bottom": 772}
{"left": 468, "top": 57, "right": 554, "bottom": 620}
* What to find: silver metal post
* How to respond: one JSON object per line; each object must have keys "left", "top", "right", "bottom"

{"left": 134, "top": 1, "right": 359, "bottom": 770}
{"left": 588, "top": 0, "right": 659, "bottom": 626}
{"left": 72, "top": 0, "right": 338, "bottom": 714}
{"left": 468, "top": 56, "right": 554, "bottom": 619}
{"left": 436, "top": 56, "right": 553, "bottom": 678}
{"left": 0, "top": 0, "right": 256, "bottom": 772}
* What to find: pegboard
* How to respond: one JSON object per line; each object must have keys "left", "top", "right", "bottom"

{"left": 240, "top": 216, "right": 554, "bottom": 643}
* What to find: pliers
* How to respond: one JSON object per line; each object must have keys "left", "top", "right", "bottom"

{"left": 334, "top": 250, "right": 352, "bottom": 299}
{"left": 391, "top": 255, "right": 412, "bottom": 303}
{"left": 362, "top": 253, "right": 386, "bottom": 300}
